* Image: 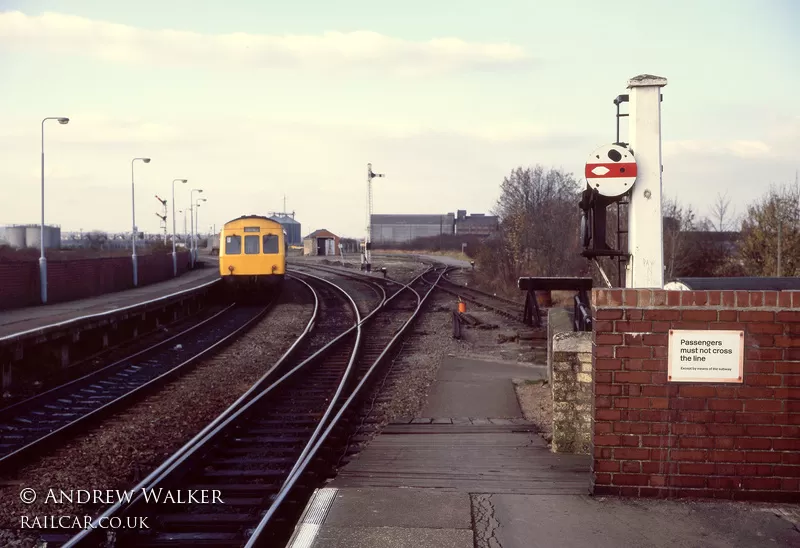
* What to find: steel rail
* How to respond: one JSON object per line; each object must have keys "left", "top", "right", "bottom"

{"left": 244, "top": 267, "right": 443, "bottom": 547}
{"left": 0, "top": 302, "right": 270, "bottom": 472}
{"left": 0, "top": 303, "right": 237, "bottom": 421}
{"left": 60, "top": 274, "right": 322, "bottom": 548}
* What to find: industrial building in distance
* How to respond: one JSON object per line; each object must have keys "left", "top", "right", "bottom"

{"left": 268, "top": 213, "right": 302, "bottom": 246}
{"left": 370, "top": 210, "right": 498, "bottom": 245}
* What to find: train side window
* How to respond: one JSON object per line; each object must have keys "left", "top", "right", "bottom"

{"left": 263, "top": 234, "right": 279, "bottom": 254}
{"left": 244, "top": 235, "right": 260, "bottom": 254}
{"left": 226, "top": 235, "right": 242, "bottom": 255}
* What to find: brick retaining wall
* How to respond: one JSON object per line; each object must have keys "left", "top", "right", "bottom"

{"left": 0, "top": 252, "right": 192, "bottom": 310}
{"left": 591, "top": 288, "right": 800, "bottom": 502}
{"left": 551, "top": 331, "right": 593, "bottom": 454}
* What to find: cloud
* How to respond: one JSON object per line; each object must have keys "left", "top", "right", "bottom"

{"left": 0, "top": 11, "right": 534, "bottom": 76}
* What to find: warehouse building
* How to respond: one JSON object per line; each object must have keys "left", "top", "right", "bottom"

{"left": 269, "top": 214, "right": 302, "bottom": 246}
{"left": 370, "top": 210, "right": 498, "bottom": 244}
{"left": 370, "top": 213, "right": 455, "bottom": 245}
{"left": 454, "top": 210, "right": 499, "bottom": 236}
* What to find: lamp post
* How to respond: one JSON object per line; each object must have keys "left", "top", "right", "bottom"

{"left": 189, "top": 188, "right": 203, "bottom": 266}
{"left": 171, "top": 179, "right": 188, "bottom": 276}
{"left": 39, "top": 116, "right": 69, "bottom": 304}
{"left": 131, "top": 157, "right": 151, "bottom": 286}
{"left": 195, "top": 198, "right": 207, "bottom": 257}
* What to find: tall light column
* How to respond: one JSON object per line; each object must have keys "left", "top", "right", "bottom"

{"left": 131, "top": 157, "right": 151, "bottom": 286}
{"left": 171, "top": 179, "right": 187, "bottom": 276}
{"left": 39, "top": 116, "right": 69, "bottom": 304}
{"left": 189, "top": 188, "right": 203, "bottom": 266}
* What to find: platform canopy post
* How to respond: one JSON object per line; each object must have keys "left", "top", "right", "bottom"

{"left": 625, "top": 74, "right": 667, "bottom": 289}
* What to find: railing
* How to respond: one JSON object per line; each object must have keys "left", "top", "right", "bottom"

{"left": 573, "top": 291, "right": 593, "bottom": 332}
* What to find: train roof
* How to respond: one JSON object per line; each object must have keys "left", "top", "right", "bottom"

{"left": 223, "top": 215, "right": 282, "bottom": 225}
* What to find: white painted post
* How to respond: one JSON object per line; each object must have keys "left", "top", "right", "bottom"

{"left": 625, "top": 74, "right": 667, "bottom": 289}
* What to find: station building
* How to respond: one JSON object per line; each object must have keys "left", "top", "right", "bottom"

{"left": 303, "top": 229, "right": 341, "bottom": 256}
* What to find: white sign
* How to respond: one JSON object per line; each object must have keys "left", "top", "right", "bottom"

{"left": 584, "top": 143, "right": 637, "bottom": 198}
{"left": 668, "top": 330, "right": 744, "bottom": 383}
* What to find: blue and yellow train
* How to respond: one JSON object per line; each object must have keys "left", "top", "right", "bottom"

{"left": 219, "top": 215, "right": 287, "bottom": 301}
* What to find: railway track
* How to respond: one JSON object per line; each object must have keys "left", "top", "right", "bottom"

{"left": 0, "top": 301, "right": 275, "bottom": 473}
{"left": 61, "top": 267, "right": 443, "bottom": 548}
{"left": 287, "top": 265, "right": 388, "bottom": 316}
{"left": 425, "top": 268, "right": 525, "bottom": 322}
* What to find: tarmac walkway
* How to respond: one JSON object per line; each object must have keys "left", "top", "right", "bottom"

{"left": 0, "top": 264, "right": 219, "bottom": 338}
{"left": 292, "top": 356, "right": 800, "bottom": 548}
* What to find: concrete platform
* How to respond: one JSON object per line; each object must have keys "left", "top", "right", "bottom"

{"left": 290, "top": 355, "right": 800, "bottom": 548}
{"left": 0, "top": 265, "right": 219, "bottom": 338}
{"left": 421, "top": 356, "right": 545, "bottom": 418}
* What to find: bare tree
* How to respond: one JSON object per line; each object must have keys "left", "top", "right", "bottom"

{"left": 707, "top": 191, "right": 738, "bottom": 232}
{"left": 477, "top": 165, "right": 584, "bottom": 293}
{"left": 85, "top": 231, "right": 108, "bottom": 251}
{"left": 738, "top": 180, "right": 800, "bottom": 276}
{"left": 663, "top": 195, "right": 697, "bottom": 280}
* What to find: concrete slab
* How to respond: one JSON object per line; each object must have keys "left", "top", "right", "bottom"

{"left": 312, "top": 526, "right": 474, "bottom": 548}
{"left": 480, "top": 494, "right": 800, "bottom": 548}
{"left": 421, "top": 356, "right": 545, "bottom": 418}
{"left": 323, "top": 488, "right": 472, "bottom": 529}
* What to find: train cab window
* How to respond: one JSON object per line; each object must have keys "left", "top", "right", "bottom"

{"left": 263, "top": 234, "right": 279, "bottom": 254}
{"left": 244, "top": 235, "right": 260, "bottom": 254}
{"left": 226, "top": 235, "right": 242, "bottom": 254}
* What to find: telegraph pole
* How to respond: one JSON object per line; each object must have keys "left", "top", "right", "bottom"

{"left": 364, "top": 163, "right": 384, "bottom": 272}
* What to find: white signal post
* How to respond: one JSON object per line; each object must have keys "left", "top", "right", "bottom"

{"left": 625, "top": 74, "right": 667, "bottom": 289}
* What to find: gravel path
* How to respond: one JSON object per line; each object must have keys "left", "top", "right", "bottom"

{"left": 0, "top": 282, "right": 314, "bottom": 546}
{"left": 514, "top": 380, "right": 553, "bottom": 444}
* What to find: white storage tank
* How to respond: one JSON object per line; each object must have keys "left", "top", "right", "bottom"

{"left": 44, "top": 225, "right": 61, "bottom": 249}
{"left": 25, "top": 226, "right": 42, "bottom": 249}
{"left": 0, "top": 225, "right": 27, "bottom": 248}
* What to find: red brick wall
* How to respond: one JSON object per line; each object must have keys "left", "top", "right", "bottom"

{"left": 0, "top": 262, "right": 38, "bottom": 309}
{"left": 0, "top": 251, "right": 194, "bottom": 310}
{"left": 591, "top": 288, "right": 800, "bottom": 503}
{"left": 49, "top": 257, "right": 133, "bottom": 303}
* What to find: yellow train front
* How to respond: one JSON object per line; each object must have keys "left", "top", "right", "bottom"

{"left": 219, "top": 215, "right": 287, "bottom": 301}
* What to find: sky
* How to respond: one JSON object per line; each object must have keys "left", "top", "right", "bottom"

{"left": 0, "top": 0, "right": 798, "bottom": 239}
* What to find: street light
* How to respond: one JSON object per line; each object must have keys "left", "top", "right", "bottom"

{"left": 39, "top": 116, "right": 69, "bottom": 304}
{"left": 131, "top": 157, "right": 151, "bottom": 286}
{"left": 195, "top": 198, "right": 207, "bottom": 257}
{"left": 190, "top": 188, "right": 203, "bottom": 266}
{"left": 171, "top": 179, "right": 188, "bottom": 276}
